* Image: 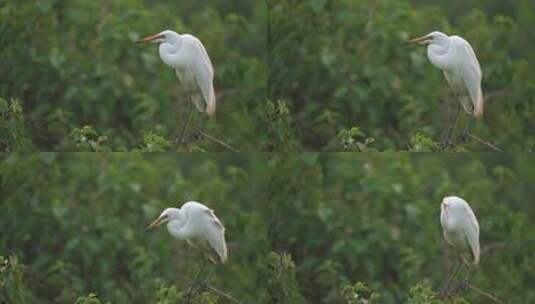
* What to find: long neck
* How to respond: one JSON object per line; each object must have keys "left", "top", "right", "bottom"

{"left": 427, "top": 37, "right": 451, "bottom": 70}
{"left": 166, "top": 208, "right": 190, "bottom": 240}
{"left": 158, "top": 34, "right": 183, "bottom": 67}
{"left": 441, "top": 207, "right": 456, "bottom": 230}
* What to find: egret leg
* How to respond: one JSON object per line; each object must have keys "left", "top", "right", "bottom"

{"left": 441, "top": 258, "right": 463, "bottom": 296}
{"left": 178, "top": 95, "right": 194, "bottom": 143}
{"left": 192, "top": 115, "right": 205, "bottom": 142}
{"left": 459, "top": 265, "right": 473, "bottom": 291}
{"left": 185, "top": 257, "right": 207, "bottom": 300}
{"left": 198, "top": 263, "right": 216, "bottom": 289}
{"left": 440, "top": 102, "right": 461, "bottom": 149}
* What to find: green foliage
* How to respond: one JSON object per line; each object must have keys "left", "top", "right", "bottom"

{"left": 262, "top": 252, "right": 303, "bottom": 303}
{"left": 266, "top": 100, "right": 299, "bottom": 151}
{"left": 0, "top": 98, "right": 34, "bottom": 152}
{"left": 269, "top": 0, "right": 535, "bottom": 151}
{"left": 0, "top": 256, "right": 33, "bottom": 304}
{"left": 341, "top": 282, "right": 380, "bottom": 304}
{"left": 136, "top": 132, "right": 174, "bottom": 152}
{"left": 409, "top": 133, "right": 440, "bottom": 152}
{"left": 154, "top": 284, "right": 184, "bottom": 304}
{"left": 406, "top": 284, "right": 467, "bottom": 304}
{"left": 330, "top": 127, "right": 376, "bottom": 151}
{"left": 0, "top": 0, "right": 267, "bottom": 151}
{"left": 74, "top": 293, "right": 103, "bottom": 304}
{"left": 68, "top": 125, "right": 112, "bottom": 152}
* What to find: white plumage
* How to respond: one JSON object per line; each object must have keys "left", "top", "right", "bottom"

{"left": 137, "top": 30, "right": 216, "bottom": 117}
{"left": 409, "top": 31, "right": 484, "bottom": 118}
{"left": 440, "top": 196, "right": 480, "bottom": 265}
{"left": 149, "top": 201, "right": 227, "bottom": 263}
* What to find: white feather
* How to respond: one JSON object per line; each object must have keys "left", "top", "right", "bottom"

{"left": 440, "top": 196, "right": 480, "bottom": 265}
{"left": 158, "top": 201, "right": 227, "bottom": 263}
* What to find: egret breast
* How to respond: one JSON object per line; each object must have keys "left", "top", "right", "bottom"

{"left": 442, "top": 215, "right": 469, "bottom": 251}
{"left": 174, "top": 66, "right": 197, "bottom": 93}
{"left": 443, "top": 69, "right": 465, "bottom": 92}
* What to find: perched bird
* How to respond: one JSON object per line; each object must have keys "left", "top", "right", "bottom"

{"left": 439, "top": 196, "right": 480, "bottom": 294}
{"left": 408, "top": 31, "right": 484, "bottom": 119}
{"left": 148, "top": 201, "right": 227, "bottom": 263}
{"left": 440, "top": 196, "right": 480, "bottom": 266}
{"left": 136, "top": 30, "right": 216, "bottom": 137}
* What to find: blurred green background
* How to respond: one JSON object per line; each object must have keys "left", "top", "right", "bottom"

{"left": 268, "top": 153, "right": 535, "bottom": 303}
{"left": 0, "top": 0, "right": 266, "bottom": 151}
{"left": 268, "top": 0, "right": 535, "bottom": 151}
{"left": 0, "top": 153, "right": 270, "bottom": 303}
{"left": 2, "top": 153, "right": 534, "bottom": 303}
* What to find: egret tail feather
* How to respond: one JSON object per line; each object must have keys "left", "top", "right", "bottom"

{"left": 474, "top": 90, "right": 484, "bottom": 119}
{"left": 205, "top": 93, "right": 216, "bottom": 118}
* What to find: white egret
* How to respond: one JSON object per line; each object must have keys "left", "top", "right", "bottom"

{"left": 136, "top": 30, "right": 216, "bottom": 139}
{"left": 440, "top": 196, "right": 480, "bottom": 293}
{"left": 408, "top": 32, "right": 484, "bottom": 143}
{"left": 149, "top": 201, "right": 237, "bottom": 300}
{"left": 148, "top": 201, "right": 227, "bottom": 263}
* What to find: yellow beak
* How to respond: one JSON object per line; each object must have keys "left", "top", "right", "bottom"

{"left": 136, "top": 33, "right": 164, "bottom": 44}
{"left": 407, "top": 35, "right": 429, "bottom": 45}
{"left": 147, "top": 216, "right": 166, "bottom": 229}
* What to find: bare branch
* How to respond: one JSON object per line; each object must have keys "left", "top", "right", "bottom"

{"left": 469, "top": 284, "right": 505, "bottom": 304}
{"left": 204, "top": 283, "right": 242, "bottom": 303}
{"left": 444, "top": 281, "right": 505, "bottom": 304}
{"left": 463, "top": 129, "right": 503, "bottom": 152}
{"left": 200, "top": 131, "right": 240, "bottom": 152}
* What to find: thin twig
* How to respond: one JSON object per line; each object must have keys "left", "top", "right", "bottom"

{"left": 464, "top": 129, "right": 503, "bottom": 152}
{"left": 205, "top": 283, "right": 241, "bottom": 303}
{"left": 469, "top": 284, "right": 505, "bottom": 304}
{"left": 200, "top": 131, "right": 239, "bottom": 152}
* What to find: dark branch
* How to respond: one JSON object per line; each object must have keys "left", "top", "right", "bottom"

{"left": 444, "top": 281, "right": 504, "bottom": 304}
{"left": 469, "top": 284, "right": 505, "bottom": 304}
{"left": 200, "top": 131, "right": 240, "bottom": 152}
{"left": 463, "top": 129, "right": 503, "bottom": 152}
{"left": 204, "top": 283, "right": 241, "bottom": 303}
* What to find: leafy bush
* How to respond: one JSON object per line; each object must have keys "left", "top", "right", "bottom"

{"left": 74, "top": 293, "right": 103, "bottom": 304}
{"left": 0, "top": 98, "right": 34, "bottom": 152}
{"left": 262, "top": 252, "right": 303, "bottom": 303}
{"left": 341, "top": 282, "right": 381, "bottom": 304}
{"left": 266, "top": 100, "right": 299, "bottom": 151}
{"left": 0, "top": 256, "right": 34, "bottom": 304}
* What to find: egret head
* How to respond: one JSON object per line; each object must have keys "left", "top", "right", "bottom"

{"left": 408, "top": 31, "right": 448, "bottom": 45}
{"left": 441, "top": 196, "right": 465, "bottom": 214}
{"left": 136, "top": 30, "right": 179, "bottom": 44}
{"left": 147, "top": 207, "right": 181, "bottom": 229}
